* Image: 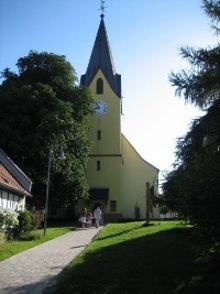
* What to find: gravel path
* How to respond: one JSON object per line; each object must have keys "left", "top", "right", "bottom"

{"left": 0, "top": 227, "right": 103, "bottom": 294}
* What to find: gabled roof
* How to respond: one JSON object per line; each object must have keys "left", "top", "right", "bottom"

{"left": 0, "top": 164, "right": 32, "bottom": 196}
{"left": 0, "top": 149, "right": 32, "bottom": 196}
{"left": 121, "top": 134, "right": 160, "bottom": 172}
{"left": 80, "top": 14, "right": 121, "bottom": 98}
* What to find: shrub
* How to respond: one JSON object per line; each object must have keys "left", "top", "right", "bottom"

{"left": 19, "top": 231, "right": 41, "bottom": 241}
{"left": 0, "top": 208, "right": 19, "bottom": 229}
{"left": 18, "top": 209, "right": 35, "bottom": 233}
{"left": 5, "top": 226, "right": 20, "bottom": 240}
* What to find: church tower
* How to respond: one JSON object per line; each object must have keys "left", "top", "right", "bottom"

{"left": 80, "top": 9, "right": 159, "bottom": 222}
{"left": 80, "top": 13, "right": 123, "bottom": 220}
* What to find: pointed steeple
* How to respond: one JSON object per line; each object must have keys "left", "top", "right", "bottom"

{"left": 80, "top": 14, "right": 121, "bottom": 98}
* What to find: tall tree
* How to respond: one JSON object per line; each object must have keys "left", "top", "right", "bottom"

{"left": 164, "top": 0, "right": 220, "bottom": 243}
{"left": 169, "top": 0, "right": 220, "bottom": 109}
{"left": 0, "top": 50, "right": 94, "bottom": 210}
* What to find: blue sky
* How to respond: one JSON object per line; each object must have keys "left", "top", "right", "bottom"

{"left": 0, "top": 0, "right": 217, "bottom": 185}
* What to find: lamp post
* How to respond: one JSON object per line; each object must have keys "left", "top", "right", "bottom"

{"left": 44, "top": 147, "right": 65, "bottom": 237}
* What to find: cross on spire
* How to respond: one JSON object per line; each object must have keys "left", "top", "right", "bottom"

{"left": 99, "top": 0, "right": 107, "bottom": 17}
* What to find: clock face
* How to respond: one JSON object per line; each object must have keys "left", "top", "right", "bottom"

{"left": 93, "top": 100, "right": 108, "bottom": 116}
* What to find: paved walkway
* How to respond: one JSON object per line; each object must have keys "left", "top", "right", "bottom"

{"left": 0, "top": 226, "right": 103, "bottom": 294}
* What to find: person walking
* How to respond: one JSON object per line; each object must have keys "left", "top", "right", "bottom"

{"left": 93, "top": 206, "right": 102, "bottom": 228}
{"left": 79, "top": 208, "right": 87, "bottom": 228}
{"left": 87, "top": 211, "right": 93, "bottom": 228}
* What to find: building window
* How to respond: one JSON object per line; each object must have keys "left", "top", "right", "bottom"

{"left": 97, "top": 130, "right": 101, "bottom": 140}
{"left": 97, "top": 160, "right": 101, "bottom": 171}
{"left": 96, "top": 78, "right": 103, "bottom": 94}
{"left": 110, "top": 200, "right": 117, "bottom": 212}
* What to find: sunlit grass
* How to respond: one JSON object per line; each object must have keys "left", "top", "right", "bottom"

{"left": 0, "top": 223, "right": 75, "bottom": 261}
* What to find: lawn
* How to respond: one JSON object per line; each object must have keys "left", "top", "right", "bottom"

{"left": 0, "top": 222, "right": 76, "bottom": 261}
{"left": 51, "top": 220, "right": 220, "bottom": 294}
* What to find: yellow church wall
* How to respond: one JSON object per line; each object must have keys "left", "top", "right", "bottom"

{"left": 86, "top": 157, "right": 121, "bottom": 187}
{"left": 86, "top": 156, "right": 122, "bottom": 214}
{"left": 121, "top": 134, "right": 159, "bottom": 219}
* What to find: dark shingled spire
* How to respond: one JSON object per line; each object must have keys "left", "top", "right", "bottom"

{"left": 80, "top": 14, "right": 121, "bottom": 98}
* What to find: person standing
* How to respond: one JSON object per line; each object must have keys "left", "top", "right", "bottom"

{"left": 100, "top": 206, "right": 104, "bottom": 225}
{"left": 93, "top": 206, "right": 102, "bottom": 228}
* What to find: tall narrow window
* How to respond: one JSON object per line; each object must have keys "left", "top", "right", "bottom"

{"left": 96, "top": 78, "right": 103, "bottom": 94}
{"left": 97, "top": 160, "right": 101, "bottom": 171}
{"left": 110, "top": 200, "right": 117, "bottom": 212}
{"left": 97, "top": 130, "right": 101, "bottom": 140}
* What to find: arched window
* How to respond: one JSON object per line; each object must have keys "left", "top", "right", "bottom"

{"left": 96, "top": 78, "right": 103, "bottom": 94}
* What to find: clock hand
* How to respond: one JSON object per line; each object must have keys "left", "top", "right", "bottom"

{"left": 93, "top": 102, "right": 99, "bottom": 109}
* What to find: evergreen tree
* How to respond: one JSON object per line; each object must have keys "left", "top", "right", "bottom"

{"left": 163, "top": 0, "right": 220, "bottom": 243}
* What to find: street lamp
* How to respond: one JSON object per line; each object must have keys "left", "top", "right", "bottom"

{"left": 44, "top": 147, "right": 66, "bottom": 237}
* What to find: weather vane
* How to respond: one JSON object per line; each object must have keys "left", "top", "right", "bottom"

{"left": 99, "top": 0, "right": 107, "bottom": 16}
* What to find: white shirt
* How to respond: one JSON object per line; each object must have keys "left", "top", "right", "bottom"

{"left": 93, "top": 207, "right": 101, "bottom": 218}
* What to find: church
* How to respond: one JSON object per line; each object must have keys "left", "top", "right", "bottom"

{"left": 78, "top": 11, "right": 159, "bottom": 221}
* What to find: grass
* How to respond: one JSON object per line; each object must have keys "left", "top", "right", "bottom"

{"left": 50, "top": 220, "right": 220, "bottom": 294}
{"left": 1, "top": 220, "right": 219, "bottom": 293}
{"left": 0, "top": 222, "right": 76, "bottom": 261}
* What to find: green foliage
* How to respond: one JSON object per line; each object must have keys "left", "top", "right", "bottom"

{"left": 18, "top": 209, "right": 35, "bottom": 233}
{"left": 164, "top": 0, "right": 220, "bottom": 245}
{"left": 0, "top": 50, "right": 94, "bottom": 208}
{"left": 159, "top": 206, "right": 169, "bottom": 215}
{"left": 19, "top": 231, "right": 41, "bottom": 241}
